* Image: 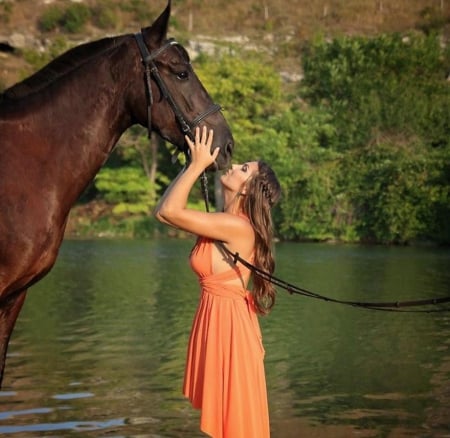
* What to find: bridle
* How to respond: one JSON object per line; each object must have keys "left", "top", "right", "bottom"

{"left": 134, "top": 32, "right": 222, "bottom": 149}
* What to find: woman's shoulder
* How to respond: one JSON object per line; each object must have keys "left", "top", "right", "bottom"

{"left": 187, "top": 211, "right": 254, "bottom": 246}
{"left": 217, "top": 212, "right": 254, "bottom": 254}
{"left": 220, "top": 211, "right": 253, "bottom": 234}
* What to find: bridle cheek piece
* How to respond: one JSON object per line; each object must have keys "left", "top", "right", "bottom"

{"left": 134, "top": 32, "right": 222, "bottom": 149}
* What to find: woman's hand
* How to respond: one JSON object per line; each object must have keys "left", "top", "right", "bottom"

{"left": 185, "top": 126, "right": 220, "bottom": 170}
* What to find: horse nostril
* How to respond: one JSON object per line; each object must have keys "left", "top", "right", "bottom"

{"left": 225, "top": 141, "right": 233, "bottom": 157}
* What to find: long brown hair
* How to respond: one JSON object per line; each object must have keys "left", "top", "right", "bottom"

{"left": 241, "top": 161, "right": 281, "bottom": 315}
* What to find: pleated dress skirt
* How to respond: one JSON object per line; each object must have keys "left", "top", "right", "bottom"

{"left": 183, "top": 238, "right": 270, "bottom": 438}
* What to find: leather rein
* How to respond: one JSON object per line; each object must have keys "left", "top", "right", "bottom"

{"left": 200, "top": 175, "right": 450, "bottom": 313}
{"left": 135, "top": 33, "right": 450, "bottom": 314}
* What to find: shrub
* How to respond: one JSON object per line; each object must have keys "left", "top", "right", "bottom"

{"left": 39, "top": 3, "right": 92, "bottom": 34}
{"left": 92, "top": 1, "right": 119, "bottom": 30}
{"left": 39, "top": 5, "right": 64, "bottom": 32}
{"left": 61, "top": 3, "right": 91, "bottom": 34}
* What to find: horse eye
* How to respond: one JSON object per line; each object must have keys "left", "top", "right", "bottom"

{"left": 177, "top": 71, "right": 189, "bottom": 80}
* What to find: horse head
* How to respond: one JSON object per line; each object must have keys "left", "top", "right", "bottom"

{"left": 133, "top": 1, "right": 234, "bottom": 170}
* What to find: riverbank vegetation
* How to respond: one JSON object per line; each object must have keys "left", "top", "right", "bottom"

{"left": 1, "top": 1, "right": 449, "bottom": 244}
{"left": 66, "top": 31, "right": 449, "bottom": 245}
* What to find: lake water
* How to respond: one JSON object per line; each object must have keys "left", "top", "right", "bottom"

{"left": 0, "top": 239, "right": 449, "bottom": 437}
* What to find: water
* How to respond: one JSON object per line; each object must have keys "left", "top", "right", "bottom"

{"left": 0, "top": 239, "right": 449, "bottom": 437}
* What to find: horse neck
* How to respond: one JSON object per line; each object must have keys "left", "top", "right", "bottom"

{"left": 25, "top": 39, "right": 139, "bottom": 202}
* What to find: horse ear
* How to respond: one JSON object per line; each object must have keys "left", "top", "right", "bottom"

{"left": 143, "top": 0, "right": 171, "bottom": 48}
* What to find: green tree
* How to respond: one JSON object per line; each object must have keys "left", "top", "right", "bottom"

{"left": 94, "top": 167, "right": 154, "bottom": 215}
{"left": 195, "top": 51, "right": 285, "bottom": 156}
{"left": 193, "top": 51, "right": 290, "bottom": 214}
{"left": 301, "top": 32, "right": 450, "bottom": 151}
{"left": 298, "top": 32, "right": 450, "bottom": 243}
{"left": 344, "top": 140, "right": 446, "bottom": 244}
{"left": 93, "top": 127, "right": 174, "bottom": 214}
{"left": 265, "top": 106, "right": 341, "bottom": 241}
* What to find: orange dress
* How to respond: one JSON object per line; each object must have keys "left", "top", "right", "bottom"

{"left": 183, "top": 237, "right": 270, "bottom": 438}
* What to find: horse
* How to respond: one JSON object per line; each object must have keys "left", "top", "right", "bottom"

{"left": 0, "top": 1, "right": 234, "bottom": 388}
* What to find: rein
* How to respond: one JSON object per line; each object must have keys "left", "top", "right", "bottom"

{"left": 200, "top": 173, "right": 450, "bottom": 313}
{"left": 134, "top": 32, "right": 221, "bottom": 143}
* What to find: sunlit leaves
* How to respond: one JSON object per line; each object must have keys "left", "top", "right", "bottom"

{"left": 94, "top": 167, "right": 156, "bottom": 215}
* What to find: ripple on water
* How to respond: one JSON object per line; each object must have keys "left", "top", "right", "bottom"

{"left": 1, "top": 240, "right": 449, "bottom": 437}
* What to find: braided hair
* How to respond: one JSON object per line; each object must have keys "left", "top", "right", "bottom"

{"left": 241, "top": 161, "right": 281, "bottom": 315}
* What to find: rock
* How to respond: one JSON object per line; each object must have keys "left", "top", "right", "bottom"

{"left": 8, "top": 33, "right": 26, "bottom": 49}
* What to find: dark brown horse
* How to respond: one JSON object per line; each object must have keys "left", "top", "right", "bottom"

{"left": 0, "top": 1, "right": 233, "bottom": 387}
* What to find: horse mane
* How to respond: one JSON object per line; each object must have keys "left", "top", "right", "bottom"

{"left": 1, "top": 35, "right": 127, "bottom": 100}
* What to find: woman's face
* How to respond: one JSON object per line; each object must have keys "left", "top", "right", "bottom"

{"left": 220, "top": 161, "right": 259, "bottom": 194}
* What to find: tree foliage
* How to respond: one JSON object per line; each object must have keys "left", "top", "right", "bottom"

{"left": 294, "top": 32, "right": 449, "bottom": 243}
{"left": 301, "top": 32, "right": 450, "bottom": 151}
{"left": 88, "top": 33, "right": 448, "bottom": 244}
{"left": 94, "top": 167, "right": 154, "bottom": 215}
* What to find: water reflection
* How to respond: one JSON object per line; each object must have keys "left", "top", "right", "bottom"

{"left": 0, "top": 239, "right": 449, "bottom": 437}
{"left": 265, "top": 243, "right": 450, "bottom": 436}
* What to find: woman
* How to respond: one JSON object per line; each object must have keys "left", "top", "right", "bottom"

{"left": 155, "top": 126, "right": 281, "bottom": 438}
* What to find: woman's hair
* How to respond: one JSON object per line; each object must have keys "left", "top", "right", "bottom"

{"left": 241, "top": 160, "right": 281, "bottom": 315}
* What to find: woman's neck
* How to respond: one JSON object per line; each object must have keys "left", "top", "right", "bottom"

{"left": 223, "top": 192, "right": 242, "bottom": 214}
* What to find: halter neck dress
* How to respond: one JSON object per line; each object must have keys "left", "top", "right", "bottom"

{"left": 183, "top": 236, "right": 270, "bottom": 438}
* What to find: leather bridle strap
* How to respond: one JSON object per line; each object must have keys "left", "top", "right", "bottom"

{"left": 191, "top": 103, "right": 222, "bottom": 127}
{"left": 134, "top": 32, "right": 222, "bottom": 142}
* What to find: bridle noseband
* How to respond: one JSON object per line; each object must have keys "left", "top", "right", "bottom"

{"left": 134, "top": 32, "right": 222, "bottom": 147}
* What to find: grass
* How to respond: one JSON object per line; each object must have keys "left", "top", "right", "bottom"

{"left": 2, "top": 0, "right": 448, "bottom": 39}
{"left": 0, "top": 0, "right": 448, "bottom": 88}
